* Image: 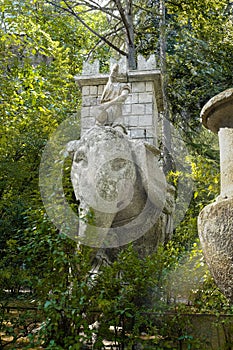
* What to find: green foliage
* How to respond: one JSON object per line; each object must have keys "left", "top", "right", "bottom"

{"left": 0, "top": 0, "right": 105, "bottom": 285}
{"left": 0, "top": 0, "right": 81, "bottom": 264}
{"left": 30, "top": 243, "right": 163, "bottom": 348}
{"left": 0, "top": 3, "right": 109, "bottom": 346}
{"left": 192, "top": 271, "right": 233, "bottom": 314}
{"left": 166, "top": 0, "right": 233, "bottom": 137}
{"left": 22, "top": 241, "right": 209, "bottom": 348}
{"left": 34, "top": 246, "right": 95, "bottom": 348}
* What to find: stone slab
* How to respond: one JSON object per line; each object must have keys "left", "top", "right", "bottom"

{"left": 132, "top": 82, "right": 146, "bottom": 93}
{"left": 132, "top": 104, "right": 145, "bottom": 115}
{"left": 124, "top": 115, "right": 139, "bottom": 127}
{"left": 139, "top": 92, "right": 153, "bottom": 104}
{"left": 138, "top": 115, "right": 153, "bottom": 126}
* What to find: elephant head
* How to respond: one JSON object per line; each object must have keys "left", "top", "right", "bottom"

{"left": 67, "top": 126, "right": 167, "bottom": 249}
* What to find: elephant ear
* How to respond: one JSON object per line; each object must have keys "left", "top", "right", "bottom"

{"left": 130, "top": 140, "right": 167, "bottom": 211}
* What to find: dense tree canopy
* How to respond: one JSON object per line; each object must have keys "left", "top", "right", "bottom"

{"left": 1, "top": 0, "right": 233, "bottom": 348}
{"left": 166, "top": 0, "right": 233, "bottom": 131}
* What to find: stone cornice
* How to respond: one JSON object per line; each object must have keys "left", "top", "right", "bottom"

{"left": 74, "top": 69, "right": 163, "bottom": 112}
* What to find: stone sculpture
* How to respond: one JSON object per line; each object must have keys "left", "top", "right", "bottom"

{"left": 198, "top": 88, "right": 233, "bottom": 302}
{"left": 95, "top": 63, "right": 130, "bottom": 132}
{"left": 67, "top": 126, "right": 169, "bottom": 255}
{"left": 67, "top": 61, "right": 174, "bottom": 264}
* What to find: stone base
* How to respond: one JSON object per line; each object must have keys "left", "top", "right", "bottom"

{"left": 198, "top": 197, "right": 233, "bottom": 302}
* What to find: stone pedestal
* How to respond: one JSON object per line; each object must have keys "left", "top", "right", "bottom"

{"left": 198, "top": 88, "right": 233, "bottom": 302}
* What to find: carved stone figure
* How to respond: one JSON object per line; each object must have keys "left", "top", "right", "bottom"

{"left": 95, "top": 63, "right": 130, "bottom": 131}
{"left": 67, "top": 61, "right": 175, "bottom": 266}
{"left": 67, "top": 126, "right": 173, "bottom": 260}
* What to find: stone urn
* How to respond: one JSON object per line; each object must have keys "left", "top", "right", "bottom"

{"left": 198, "top": 88, "right": 233, "bottom": 302}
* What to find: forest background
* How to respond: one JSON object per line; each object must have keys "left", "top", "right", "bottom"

{"left": 0, "top": 0, "right": 233, "bottom": 348}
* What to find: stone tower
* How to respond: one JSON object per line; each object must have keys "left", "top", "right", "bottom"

{"left": 74, "top": 55, "right": 163, "bottom": 146}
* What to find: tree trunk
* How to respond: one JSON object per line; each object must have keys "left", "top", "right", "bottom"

{"left": 125, "top": 0, "right": 137, "bottom": 70}
{"left": 127, "top": 41, "right": 136, "bottom": 70}
{"left": 159, "top": 0, "right": 173, "bottom": 174}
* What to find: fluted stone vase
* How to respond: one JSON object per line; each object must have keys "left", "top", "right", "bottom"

{"left": 198, "top": 88, "right": 233, "bottom": 302}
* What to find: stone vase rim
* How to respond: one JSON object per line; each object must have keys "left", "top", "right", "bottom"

{"left": 201, "top": 87, "right": 233, "bottom": 133}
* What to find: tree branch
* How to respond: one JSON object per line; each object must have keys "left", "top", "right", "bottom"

{"left": 133, "top": 3, "right": 159, "bottom": 15}
{"left": 46, "top": 0, "right": 127, "bottom": 57}
{"left": 86, "top": 24, "right": 125, "bottom": 60}
{"left": 112, "top": 0, "right": 134, "bottom": 45}
{"left": 70, "top": 0, "right": 121, "bottom": 20}
{"left": 112, "top": 0, "right": 136, "bottom": 69}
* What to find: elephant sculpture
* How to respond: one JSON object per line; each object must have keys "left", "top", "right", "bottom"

{"left": 67, "top": 125, "right": 174, "bottom": 260}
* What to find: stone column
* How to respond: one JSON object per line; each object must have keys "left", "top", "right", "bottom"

{"left": 198, "top": 88, "right": 233, "bottom": 302}
{"left": 219, "top": 128, "right": 233, "bottom": 198}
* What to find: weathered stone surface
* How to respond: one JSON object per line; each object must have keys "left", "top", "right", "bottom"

{"left": 137, "top": 54, "right": 157, "bottom": 71}
{"left": 134, "top": 184, "right": 175, "bottom": 257}
{"left": 138, "top": 115, "right": 152, "bottom": 126}
{"left": 95, "top": 64, "right": 131, "bottom": 128}
{"left": 132, "top": 82, "right": 146, "bottom": 93}
{"left": 132, "top": 104, "right": 144, "bottom": 115}
{"left": 81, "top": 117, "right": 95, "bottom": 129}
{"left": 201, "top": 88, "right": 233, "bottom": 133}
{"left": 146, "top": 81, "right": 153, "bottom": 92}
{"left": 76, "top": 64, "right": 161, "bottom": 145}
{"left": 110, "top": 57, "right": 128, "bottom": 74}
{"left": 138, "top": 92, "right": 153, "bottom": 104}
{"left": 71, "top": 57, "right": 174, "bottom": 265}
{"left": 198, "top": 198, "right": 233, "bottom": 302}
{"left": 82, "top": 59, "right": 100, "bottom": 75}
{"left": 67, "top": 126, "right": 173, "bottom": 257}
{"left": 124, "top": 115, "right": 138, "bottom": 127}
